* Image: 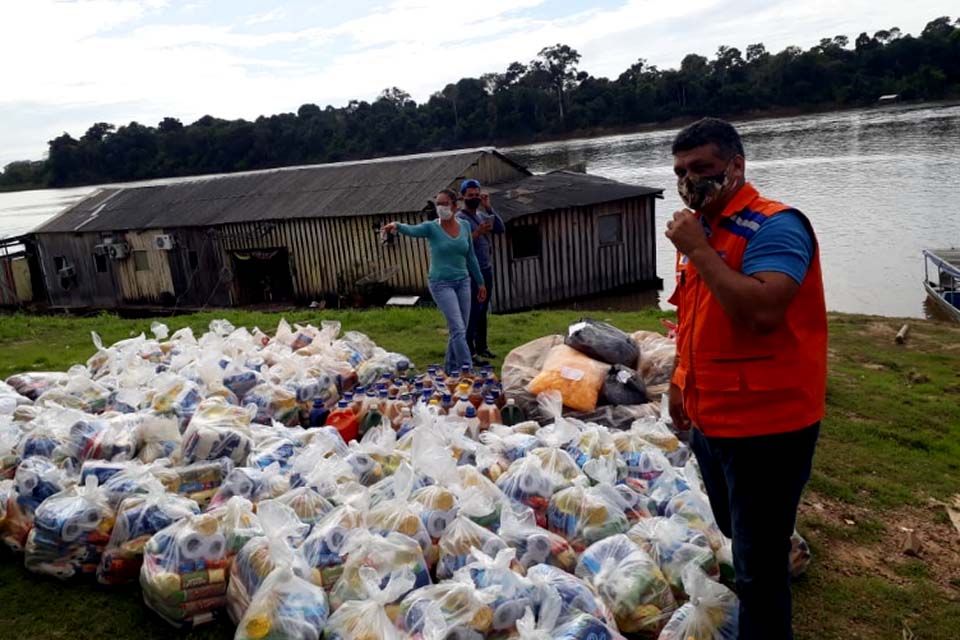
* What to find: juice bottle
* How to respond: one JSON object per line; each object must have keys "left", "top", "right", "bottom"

{"left": 491, "top": 386, "right": 506, "bottom": 409}
{"left": 458, "top": 364, "right": 474, "bottom": 388}
{"left": 325, "top": 400, "right": 359, "bottom": 443}
{"left": 441, "top": 392, "right": 454, "bottom": 414}
{"left": 452, "top": 394, "right": 472, "bottom": 418}
{"left": 380, "top": 389, "right": 400, "bottom": 426}
{"left": 308, "top": 398, "right": 330, "bottom": 427}
{"left": 462, "top": 405, "right": 480, "bottom": 440}
{"left": 477, "top": 396, "right": 501, "bottom": 430}
{"left": 468, "top": 380, "right": 485, "bottom": 409}
{"left": 349, "top": 388, "right": 364, "bottom": 417}
{"left": 501, "top": 398, "right": 525, "bottom": 427}
{"left": 396, "top": 408, "right": 415, "bottom": 438}
{"left": 359, "top": 400, "right": 385, "bottom": 439}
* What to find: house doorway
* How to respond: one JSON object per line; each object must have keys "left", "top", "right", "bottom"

{"left": 231, "top": 248, "right": 295, "bottom": 305}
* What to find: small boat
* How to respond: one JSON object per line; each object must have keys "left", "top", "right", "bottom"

{"left": 923, "top": 249, "right": 960, "bottom": 322}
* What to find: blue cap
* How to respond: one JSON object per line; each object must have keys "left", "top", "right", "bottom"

{"left": 460, "top": 179, "right": 481, "bottom": 194}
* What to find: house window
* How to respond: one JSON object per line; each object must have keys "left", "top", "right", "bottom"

{"left": 598, "top": 213, "right": 623, "bottom": 245}
{"left": 188, "top": 250, "right": 199, "bottom": 271}
{"left": 133, "top": 250, "right": 150, "bottom": 272}
{"left": 54, "top": 256, "right": 66, "bottom": 271}
{"left": 94, "top": 253, "right": 108, "bottom": 273}
{"left": 510, "top": 224, "right": 541, "bottom": 260}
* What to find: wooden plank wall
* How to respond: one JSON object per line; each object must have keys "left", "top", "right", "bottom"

{"left": 0, "top": 258, "right": 18, "bottom": 305}
{"left": 115, "top": 230, "right": 176, "bottom": 304}
{"left": 35, "top": 233, "right": 123, "bottom": 308}
{"left": 163, "top": 228, "right": 233, "bottom": 308}
{"left": 490, "top": 196, "right": 657, "bottom": 312}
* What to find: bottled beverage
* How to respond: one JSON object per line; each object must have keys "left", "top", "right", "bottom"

{"left": 359, "top": 401, "right": 385, "bottom": 439}
{"left": 477, "top": 396, "right": 501, "bottom": 430}
{"left": 501, "top": 398, "right": 525, "bottom": 427}
{"left": 413, "top": 381, "right": 425, "bottom": 401}
{"left": 469, "top": 380, "right": 485, "bottom": 409}
{"left": 452, "top": 394, "right": 472, "bottom": 418}
{"left": 308, "top": 398, "right": 330, "bottom": 427}
{"left": 462, "top": 405, "right": 480, "bottom": 440}
{"left": 491, "top": 386, "right": 506, "bottom": 409}
{"left": 428, "top": 394, "right": 443, "bottom": 414}
{"left": 458, "top": 364, "right": 474, "bottom": 387}
{"left": 441, "top": 392, "right": 454, "bottom": 414}
{"left": 380, "top": 389, "right": 400, "bottom": 426}
{"left": 325, "top": 400, "right": 359, "bottom": 442}
{"left": 396, "top": 408, "right": 415, "bottom": 438}
{"left": 349, "top": 388, "right": 365, "bottom": 417}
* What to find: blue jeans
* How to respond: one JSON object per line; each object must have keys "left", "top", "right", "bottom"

{"left": 467, "top": 266, "right": 494, "bottom": 353}
{"left": 429, "top": 277, "right": 473, "bottom": 373}
{"left": 689, "top": 423, "right": 820, "bottom": 640}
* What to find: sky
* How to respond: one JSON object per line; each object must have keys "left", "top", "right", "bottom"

{"left": 0, "top": 0, "right": 954, "bottom": 166}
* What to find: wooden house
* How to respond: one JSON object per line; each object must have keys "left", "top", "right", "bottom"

{"left": 29, "top": 148, "right": 661, "bottom": 313}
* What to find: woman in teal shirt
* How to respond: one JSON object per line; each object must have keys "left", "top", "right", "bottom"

{"left": 382, "top": 189, "right": 487, "bottom": 372}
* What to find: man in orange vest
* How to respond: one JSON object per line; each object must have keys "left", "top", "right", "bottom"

{"left": 665, "top": 118, "right": 826, "bottom": 640}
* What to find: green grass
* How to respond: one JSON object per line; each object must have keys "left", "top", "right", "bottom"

{"left": 1, "top": 308, "right": 959, "bottom": 639}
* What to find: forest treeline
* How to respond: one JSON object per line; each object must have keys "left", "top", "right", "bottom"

{"left": 2, "top": 16, "right": 958, "bottom": 190}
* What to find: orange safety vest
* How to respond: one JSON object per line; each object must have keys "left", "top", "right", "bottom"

{"left": 668, "top": 182, "right": 827, "bottom": 438}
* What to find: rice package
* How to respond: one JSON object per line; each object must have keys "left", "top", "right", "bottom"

{"left": 575, "top": 534, "right": 676, "bottom": 637}
{"left": 527, "top": 345, "right": 607, "bottom": 412}
{"left": 658, "top": 567, "right": 739, "bottom": 640}
{"left": 329, "top": 530, "right": 430, "bottom": 611}
{"left": 140, "top": 513, "right": 232, "bottom": 628}
{"left": 98, "top": 488, "right": 200, "bottom": 585}
{"left": 235, "top": 566, "right": 330, "bottom": 640}
{"left": 326, "top": 567, "right": 414, "bottom": 640}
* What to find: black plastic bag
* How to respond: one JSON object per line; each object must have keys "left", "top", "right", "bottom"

{"left": 602, "top": 364, "right": 648, "bottom": 406}
{"left": 565, "top": 319, "right": 639, "bottom": 367}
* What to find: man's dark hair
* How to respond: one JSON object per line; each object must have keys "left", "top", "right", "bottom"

{"left": 672, "top": 117, "right": 745, "bottom": 160}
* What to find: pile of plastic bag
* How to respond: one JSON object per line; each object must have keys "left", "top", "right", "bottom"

{"left": 0, "top": 316, "right": 817, "bottom": 640}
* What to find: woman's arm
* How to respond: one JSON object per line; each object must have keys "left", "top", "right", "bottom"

{"left": 395, "top": 221, "right": 434, "bottom": 238}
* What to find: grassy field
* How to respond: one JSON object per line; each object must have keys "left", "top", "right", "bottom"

{"left": 0, "top": 308, "right": 958, "bottom": 639}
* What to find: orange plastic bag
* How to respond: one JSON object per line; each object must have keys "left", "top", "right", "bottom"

{"left": 527, "top": 345, "right": 606, "bottom": 412}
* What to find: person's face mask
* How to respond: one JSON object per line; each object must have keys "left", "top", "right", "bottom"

{"left": 677, "top": 163, "right": 735, "bottom": 210}
{"left": 436, "top": 205, "right": 454, "bottom": 221}
{"left": 464, "top": 197, "right": 481, "bottom": 210}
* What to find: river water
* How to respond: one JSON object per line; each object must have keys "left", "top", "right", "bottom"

{"left": 2, "top": 103, "right": 958, "bottom": 318}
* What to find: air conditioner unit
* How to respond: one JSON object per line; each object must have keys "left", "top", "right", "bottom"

{"left": 154, "top": 234, "right": 175, "bottom": 250}
{"left": 94, "top": 244, "right": 108, "bottom": 256}
{"left": 108, "top": 243, "right": 130, "bottom": 260}
{"left": 58, "top": 265, "right": 76, "bottom": 278}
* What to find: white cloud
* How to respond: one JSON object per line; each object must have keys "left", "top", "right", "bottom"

{"left": 245, "top": 8, "right": 286, "bottom": 26}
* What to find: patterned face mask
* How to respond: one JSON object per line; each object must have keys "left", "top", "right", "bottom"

{"left": 677, "top": 163, "right": 734, "bottom": 210}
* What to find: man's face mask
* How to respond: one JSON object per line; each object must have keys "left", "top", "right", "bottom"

{"left": 464, "top": 197, "right": 482, "bottom": 210}
{"left": 678, "top": 163, "right": 735, "bottom": 211}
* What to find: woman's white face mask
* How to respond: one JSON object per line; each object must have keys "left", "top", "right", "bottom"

{"left": 436, "top": 204, "right": 454, "bottom": 221}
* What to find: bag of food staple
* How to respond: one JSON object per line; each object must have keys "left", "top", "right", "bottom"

{"left": 209, "top": 495, "right": 263, "bottom": 556}
{"left": 367, "top": 462, "right": 432, "bottom": 555}
{"left": 564, "top": 423, "right": 617, "bottom": 471}
{"left": 436, "top": 511, "right": 511, "bottom": 579}
{"left": 329, "top": 530, "right": 431, "bottom": 611}
{"left": 602, "top": 364, "right": 648, "bottom": 406}
{"left": 628, "top": 416, "right": 681, "bottom": 454}
{"left": 18, "top": 408, "right": 76, "bottom": 460}
{"left": 353, "top": 423, "right": 407, "bottom": 482}
{"left": 527, "top": 345, "right": 607, "bottom": 412}
{"left": 135, "top": 413, "right": 181, "bottom": 464}
{"left": 516, "top": 588, "right": 624, "bottom": 640}
{"left": 272, "top": 486, "right": 335, "bottom": 528}
{"left": 13, "top": 456, "right": 70, "bottom": 518}
{"left": 614, "top": 434, "right": 673, "bottom": 484}
{"left": 149, "top": 373, "right": 202, "bottom": 428}
{"left": 528, "top": 446, "right": 585, "bottom": 487}
{"left": 663, "top": 490, "right": 724, "bottom": 552}
{"left": 583, "top": 453, "right": 656, "bottom": 523}
{"left": 397, "top": 577, "right": 497, "bottom": 639}
{"left": 658, "top": 566, "right": 739, "bottom": 640}
{"left": 151, "top": 458, "right": 231, "bottom": 508}
{"left": 140, "top": 513, "right": 232, "bottom": 628}
{"left": 454, "top": 467, "right": 507, "bottom": 533}
{"left": 93, "top": 460, "right": 165, "bottom": 509}
{"left": 180, "top": 398, "right": 254, "bottom": 466}
{"left": 495, "top": 453, "right": 572, "bottom": 529}
{"left": 326, "top": 567, "right": 413, "bottom": 640}
{"left": 25, "top": 475, "right": 115, "bottom": 579}
{"left": 5, "top": 371, "right": 67, "bottom": 401}
{"left": 631, "top": 331, "right": 676, "bottom": 388}
{"left": 791, "top": 530, "right": 812, "bottom": 578}
{"left": 302, "top": 503, "right": 368, "bottom": 590}
{"left": 248, "top": 431, "right": 299, "bottom": 472}
{"left": 1, "top": 423, "right": 21, "bottom": 479}
{"left": 207, "top": 463, "right": 289, "bottom": 510}
{"left": 235, "top": 564, "right": 330, "bottom": 640}
{"left": 455, "top": 547, "right": 536, "bottom": 634}
{"left": 58, "top": 417, "right": 139, "bottom": 469}
{"left": 499, "top": 502, "right": 577, "bottom": 572}
{"left": 526, "top": 563, "right": 616, "bottom": 628}
{"left": 565, "top": 319, "right": 640, "bottom": 368}
{"left": 227, "top": 501, "right": 313, "bottom": 623}
{"left": 575, "top": 534, "right": 677, "bottom": 637}
{"left": 0, "top": 381, "right": 30, "bottom": 416}
{"left": 547, "top": 480, "right": 630, "bottom": 552}
{"left": 98, "top": 485, "right": 200, "bottom": 585}
{"left": 243, "top": 382, "right": 300, "bottom": 427}
{"left": 626, "top": 516, "right": 719, "bottom": 598}
{"left": 289, "top": 449, "right": 360, "bottom": 499}
{"left": 480, "top": 427, "right": 540, "bottom": 466}
{"left": 412, "top": 483, "right": 458, "bottom": 567}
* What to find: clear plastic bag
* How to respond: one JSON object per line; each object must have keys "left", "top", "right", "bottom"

{"left": 526, "top": 563, "right": 616, "bottom": 628}
{"left": 235, "top": 565, "right": 330, "bottom": 640}
{"left": 657, "top": 566, "right": 739, "bottom": 640}
{"left": 152, "top": 459, "right": 231, "bottom": 508}
{"left": 227, "top": 500, "right": 313, "bottom": 624}
{"left": 25, "top": 476, "right": 115, "bottom": 580}
{"left": 628, "top": 417, "right": 681, "bottom": 453}
{"left": 326, "top": 567, "right": 414, "bottom": 640}
{"left": 180, "top": 398, "right": 254, "bottom": 466}
{"left": 565, "top": 424, "right": 617, "bottom": 470}
{"left": 98, "top": 486, "right": 199, "bottom": 585}
{"left": 209, "top": 495, "right": 264, "bottom": 556}
{"left": 301, "top": 504, "right": 368, "bottom": 590}
{"left": 495, "top": 453, "right": 575, "bottom": 528}
{"left": 243, "top": 382, "right": 300, "bottom": 426}
{"left": 565, "top": 319, "right": 639, "bottom": 368}
{"left": 527, "top": 345, "right": 607, "bottom": 413}
{"left": 547, "top": 481, "right": 630, "bottom": 552}
{"left": 626, "top": 516, "right": 719, "bottom": 597}
{"left": 135, "top": 413, "right": 181, "bottom": 464}
{"left": 367, "top": 462, "right": 432, "bottom": 555}
{"left": 58, "top": 417, "right": 139, "bottom": 468}
{"left": 631, "top": 331, "right": 677, "bottom": 388}
{"left": 329, "top": 530, "right": 430, "bottom": 611}
{"left": 575, "top": 534, "right": 677, "bottom": 636}
{"left": 583, "top": 453, "right": 655, "bottom": 523}
{"left": 663, "top": 490, "right": 724, "bottom": 552}
{"left": 436, "top": 511, "right": 510, "bottom": 579}
{"left": 207, "top": 463, "right": 289, "bottom": 510}
{"left": 13, "top": 456, "right": 69, "bottom": 517}
{"left": 272, "top": 486, "right": 335, "bottom": 527}
{"left": 140, "top": 513, "right": 232, "bottom": 628}
{"left": 0, "top": 422, "right": 21, "bottom": 479}
{"left": 791, "top": 530, "right": 812, "bottom": 578}
{"left": 517, "top": 587, "right": 624, "bottom": 640}
{"left": 499, "top": 503, "right": 577, "bottom": 572}
{"left": 455, "top": 547, "right": 536, "bottom": 634}
{"left": 397, "top": 578, "right": 496, "bottom": 639}
{"left": 5, "top": 372, "right": 68, "bottom": 401}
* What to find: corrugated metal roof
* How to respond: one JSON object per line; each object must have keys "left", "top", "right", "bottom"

{"left": 35, "top": 148, "right": 530, "bottom": 233}
{"left": 487, "top": 171, "right": 663, "bottom": 223}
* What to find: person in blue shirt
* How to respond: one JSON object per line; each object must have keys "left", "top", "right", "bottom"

{"left": 382, "top": 189, "right": 487, "bottom": 373}
{"left": 457, "top": 179, "right": 505, "bottom": 362}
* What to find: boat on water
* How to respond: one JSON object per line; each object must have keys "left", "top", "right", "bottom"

{"left": 923, "top": 249, "right": 960, "bottom": 322}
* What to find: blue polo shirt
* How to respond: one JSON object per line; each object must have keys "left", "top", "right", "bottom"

{"left": 741, "top": 210, "right": 814, "bottom": 284}
{"left": 456, "top": 208, "right": 505, "bottom": 271}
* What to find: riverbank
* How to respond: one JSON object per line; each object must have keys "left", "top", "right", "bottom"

{"left": 0, "top": 308, "right": 958, "bottom": 639}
